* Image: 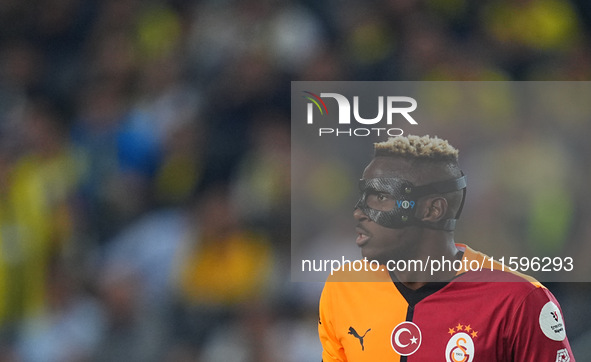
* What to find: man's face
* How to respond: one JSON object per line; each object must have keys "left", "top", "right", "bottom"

{"left": 354, "top": 156, "right": 422, "bottom": 264}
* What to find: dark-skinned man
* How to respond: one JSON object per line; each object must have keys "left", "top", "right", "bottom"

{"left": 319, "top": 135, "right": 574, "bottom": 362}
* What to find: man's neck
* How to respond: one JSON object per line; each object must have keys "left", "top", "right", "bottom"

{"left": 390, "top": 233, "right": 460, "bottom": 290}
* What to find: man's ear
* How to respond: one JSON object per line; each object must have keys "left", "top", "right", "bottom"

{"left": 420, "top": 197, "right": 448, "bottom": 223}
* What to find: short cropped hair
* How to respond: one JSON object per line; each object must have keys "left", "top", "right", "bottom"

{"left": 374, "top": 135, "right": 459, "bottom": 162}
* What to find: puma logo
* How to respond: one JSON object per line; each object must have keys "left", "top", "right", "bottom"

{"left": 348, "top": 326, "right": 371, "bottom": 351}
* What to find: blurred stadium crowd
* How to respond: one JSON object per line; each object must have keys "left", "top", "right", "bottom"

{"left": 0, "top": 0, "right": 590, "bottom": 361}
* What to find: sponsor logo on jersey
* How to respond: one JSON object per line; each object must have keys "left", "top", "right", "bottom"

{"left": 445, "top": 323, "right": 477, "bottom": 362}
{"left": 391, "top": 321, "right": 422, "bottom": 356}
{"left": 539, "top": 301, "right": 566, "bottom": 341}
{"left": 348, "top": 326, "right": 371, "bottom": 351}
{"left": 555, "top": 348, "right": 570, "bottom": 362}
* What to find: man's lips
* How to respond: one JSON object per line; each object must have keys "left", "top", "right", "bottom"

{"left": 355, "top": 225, "right": 371, "bottom": 246}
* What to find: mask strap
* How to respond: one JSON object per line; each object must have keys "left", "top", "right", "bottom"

{"left": 413, "top": 174, "right": 467, "bottom": 231}
{"left": 454, "top": 172, "right": 467, "bottom": 220}
{"left": 411, "top": 175, "right": 467, "bottom": 198}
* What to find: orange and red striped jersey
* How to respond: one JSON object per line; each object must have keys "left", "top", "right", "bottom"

{"left": 319, "top": 244, "right": 574, "bottom": 361}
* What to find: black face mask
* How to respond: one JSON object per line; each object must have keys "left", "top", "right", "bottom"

{"left": 355, "top": 175, "right": 467, "bottom": 231}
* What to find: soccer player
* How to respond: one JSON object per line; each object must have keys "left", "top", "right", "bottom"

{"left": 318, "top": 135, "right": 575, "bottom": 361}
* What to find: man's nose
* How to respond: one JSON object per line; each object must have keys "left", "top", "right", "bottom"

{"left": 353, "top": 207, "right": 369, "bottom": 222}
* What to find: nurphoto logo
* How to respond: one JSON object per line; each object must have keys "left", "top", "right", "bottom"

{"left": 303, "top": 91, "right": 418, "bottom": 137}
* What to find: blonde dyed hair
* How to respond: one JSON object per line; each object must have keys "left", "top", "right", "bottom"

{"left": 374, "top": 135, "right": 459, "bottom": 161}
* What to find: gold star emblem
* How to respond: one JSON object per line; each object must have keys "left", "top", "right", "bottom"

{"left": 464, "top": 324, "right": 472, "bottom": 332}
{"left": 471, "top": 330, "right": 478, "bottom": 338}
{"left": 448, "top": 328, "right": 455, "bottom": 335}
{"left": 456, "top": 323, "right": 463, "bottom": 332}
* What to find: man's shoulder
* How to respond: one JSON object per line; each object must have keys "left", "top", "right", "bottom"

{"left": 457, "top": 243, "right": 544, "bottom": 287}
{"left": 445, "top": 243, "right": 552, "bottom": 308}
{"left": 452, "top": 269, "right": 544, "bottom": 301}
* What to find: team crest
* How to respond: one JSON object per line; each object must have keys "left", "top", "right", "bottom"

{"left": 445, "top": 323, "right": 478, "bottom": 362}
{"left": 391, "top": 321, "right": 422, "bottom": 356}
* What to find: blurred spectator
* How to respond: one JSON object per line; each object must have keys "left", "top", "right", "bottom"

{"left": 230, "top": 110, "right": 290, "bottom": 243}
{"left": 0, "top": 97, "right": 81, "bottom": 325}
{"left": 92, "top": 263, "right": 168, "bottom": 362}
{"left": 16, "top": 258, "right": 105, "bottom": 362}
{"left": 171, "top": 184, "right": 274, "bottom": 359}
{"left": 71, "top": 78, "right": 161, "bottom": 242}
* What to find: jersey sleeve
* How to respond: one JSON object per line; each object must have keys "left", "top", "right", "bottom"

{"left": 508, "top": 286, "right": 575, "bottom": 362}
{"left": 318, "top": 282, "right": 347, "bottom": 362}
